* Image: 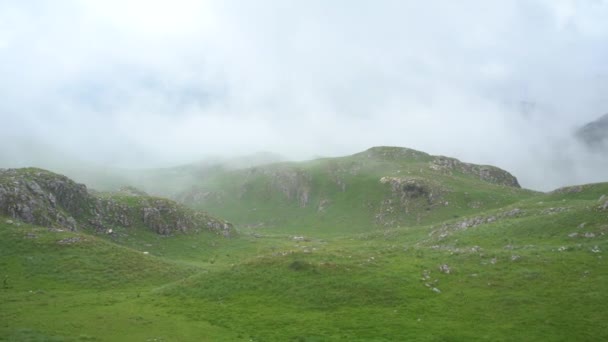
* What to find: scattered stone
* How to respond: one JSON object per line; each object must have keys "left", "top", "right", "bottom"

{"left": 490, "top": 258, "right": 497, "bottom": 264}
{"left": 541, "top": 207, "right": 569, "bottom": 215}
{"left": 431, "top": 209, "right": 527, "bottom": 239}
{"left": 584, "top": 232, "right": 596, "bottom": 238}
{"left": 143, "top": 251, "right": 150, "bottom": 255}
{"left": 578, "top": 222, "right": 587, "bottom": 229}
{"left": 591, "top": 246, "right": 601, "bottom": 253}
{"left": 511, "top": 255, "right": 521, "bottom": 261}
{"left": 439, "top": 264, "right": 451, "bottom": 274}
{"left": 432, "top": 287, "right": 441, "bottom": 293}
{"left": 557, "top": 246, "right": 567, "bottom": 252}
{"left": 292, "top": 236, "right": 306, "bottom": 242}
{"left": 57, "top": 237, "right": 85, "bottom": 245}
{"left": 505, "top": 208, "right": 523, "bottom": 217}
{"left": 568, "top": 232, "right": 579, "bottom": 238}
{"left": 5, "top": 219, "right": 13, "bottom": 224}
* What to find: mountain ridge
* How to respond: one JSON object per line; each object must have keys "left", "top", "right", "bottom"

{"left": 175, "top": 146, "right": 531, "bottom": 234}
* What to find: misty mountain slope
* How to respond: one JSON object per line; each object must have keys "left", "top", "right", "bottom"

{"left": 0, "top": 168, "right": 234, "bottom": 237}
{"left": 155, "top": 184, "right": 608, "bottom": 341}
{"left": 38, "top": 151, "right": 286, "bottom": 198}
{"left": 576, "top": 113, "right": 608, "bottom": 150}
{"left": 177, "top": 146, "right": 536, "bottom": 235}
{"left": 2, "top": 168, "right": 607, "bottom": 340}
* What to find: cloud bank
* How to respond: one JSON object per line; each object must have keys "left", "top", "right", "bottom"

{"left": 1, "top": 0, "right": 607, "bottom": 190}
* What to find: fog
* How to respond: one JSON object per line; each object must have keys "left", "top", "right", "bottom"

{"left": 1, "top": 0, "right": 607, "bottom": 191}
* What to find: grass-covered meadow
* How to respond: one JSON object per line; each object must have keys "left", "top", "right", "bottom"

{"left": 2, "top": 181, "right": 607, "bottom": 340}
{"left": 1, "top": 149, "right": 607, "bottom": 340}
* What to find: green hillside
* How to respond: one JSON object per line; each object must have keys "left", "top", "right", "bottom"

{"left": 178, "top": 147, "right": 537, "bottom": 235}
{"left": 0, "top": 220, "right": 244, "bottom": 341}
{"left": 1, "top": 147, "right": 608, "bottom": 341}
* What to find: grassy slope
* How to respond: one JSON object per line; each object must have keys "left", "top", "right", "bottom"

{"left": 153, "top": 184, "right": 608, "bottom": 341}
{"left": 2, "top": 154, "right": 607, "bottom": 340}
{"left": 187, "top": 148, "right": 537, "bottom": 236}
{"left": 0, "top": 221, "right": 243, "bottom": 341}
{"left": 3, "top": 183, "right": 606, "bottom": 340}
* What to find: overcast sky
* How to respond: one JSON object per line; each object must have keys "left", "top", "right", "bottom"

{"left": 1, "top": 0, "right": 607, "bottom": 190}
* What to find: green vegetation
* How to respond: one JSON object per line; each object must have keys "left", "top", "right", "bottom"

{"left": 180, "top": 146, "right": 535, "bottom": 235}
{"left": 2, "top": 147, "right": 608, "bottom": 340}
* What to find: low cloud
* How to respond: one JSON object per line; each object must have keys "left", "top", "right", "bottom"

{"left": 1, "top": 0, "right": 607, "bottom": 190}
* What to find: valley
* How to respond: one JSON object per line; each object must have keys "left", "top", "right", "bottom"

{"left": 1, "top": 147, "right": 607, "bottom": 341}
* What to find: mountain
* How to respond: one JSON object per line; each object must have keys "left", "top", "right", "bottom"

{"left": 176, "top": 146, "right": 534, "bottom": 234}
{"left": 0, "top": 167, "right": 234, "bottom": 237}
{"left": 576, "top": 113, "right": 608, "bottom": 150}
{"left": 2, "top": 147, "right": 608, "bottom": 341}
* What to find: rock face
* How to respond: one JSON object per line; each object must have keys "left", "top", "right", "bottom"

{"left": 376, "top": 177, "right": 448, "bottom": 226}
{"left": 0, "top": 168, "right": 90, "bottom": 230}
{"left": 0, "top": 168, "right": 234, "bottom": 237}
{"left": 380, "top": 177, "right": 446, "bottom": 210}
{"left": 576, "top": 114, "right": 608, "bottom": 150}
{"left": 429, "top": 156, "right": 520, "bottom": 187}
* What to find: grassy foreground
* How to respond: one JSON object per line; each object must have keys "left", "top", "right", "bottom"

{"left": 2, "top": 183, "right": 608, "bottom": 341}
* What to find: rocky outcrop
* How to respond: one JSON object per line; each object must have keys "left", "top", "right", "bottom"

{"left": 139, "top": 198, "right": 233, "bottom": 237}
{"left": 376, "top": 177, "right": 448, "bottom": 226}
{"left": 0, "top": 168, "right": 91, "bottom": 230}
{"left": 429, "top": 156, "right": 520, "bottom": 187}
{"left": 0, "top": 168, "right": 234, "bottom": 237}
{"left": 380, "top": 177, "right": 446, "bottom": 207}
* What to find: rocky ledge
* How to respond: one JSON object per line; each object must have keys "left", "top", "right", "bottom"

{"left": 0, "top": 168, "right": 234, "bottom": 237}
